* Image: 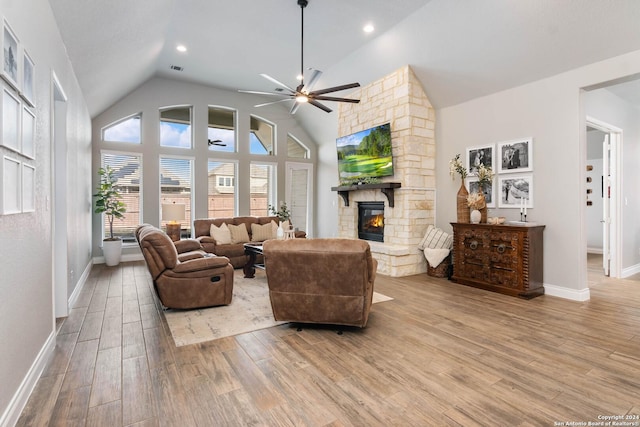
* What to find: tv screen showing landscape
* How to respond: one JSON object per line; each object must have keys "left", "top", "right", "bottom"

{"left": 336, "top": 123, "right": 393, "bottom": 181}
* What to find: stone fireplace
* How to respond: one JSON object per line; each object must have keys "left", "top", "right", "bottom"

{"left": 335, "top": 66, "right": 435, "bottom": 277}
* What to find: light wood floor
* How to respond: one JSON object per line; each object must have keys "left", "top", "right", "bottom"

{"left": 16, "top": 259, "right": 640, "bottom": 426}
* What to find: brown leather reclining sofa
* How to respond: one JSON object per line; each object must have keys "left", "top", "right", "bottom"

{"left": 263, "top": 238, "right": 377, "bottom": 328}
{"left": 136, "top": 224, "right": 234, "bottom": 309}
{"left": 194, "top": 216, "right": 305, "bottom": 268}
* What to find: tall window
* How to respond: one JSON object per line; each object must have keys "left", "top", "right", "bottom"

{"left": 102, "top": 113, "right": 141, "bottom": 144}
{"left": 208, "top": 106, "right": 236, "bottom": 152}
{"left": 250, "top": 115, "right": 274, "bottom": 155}
{"left": 250, "top": 163, "right": 275, "bottom": 216}
{"left": 287, "top": 133, "right": 309, "bottom": 158}
{"left": 208, "top": 160, "right": 237, "bottom": 217}
{"left": 160, "top": 157, "right": 193, "bottom": 236}
{"left": 101, "top": 152, "right": 142, "bottom": 242}
{"left": 160, "top": 106, "right": 192, "bottom": 148}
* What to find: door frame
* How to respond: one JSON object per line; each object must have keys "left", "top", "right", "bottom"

{"left": 586, "top": 116, "right": 622, "bottom": 278}
{"left": 285, "top": 161, "right": 313, "bottom": 237}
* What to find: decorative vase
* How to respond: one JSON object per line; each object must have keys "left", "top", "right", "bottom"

{"left": 478, "top": 187, "right": 488, "bottom": 223}
{"left": 277, "top": 223, "right": 284, "bottom": 239}
{"left": 456, "top": 182, "right": 470, "bottom": 223}
{"left": 470, "top": 209, "right": 481, "bottom": 224}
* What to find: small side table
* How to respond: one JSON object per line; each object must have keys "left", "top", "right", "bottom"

{"left": 283, "top": 229, "right": 296, "bottom": 240}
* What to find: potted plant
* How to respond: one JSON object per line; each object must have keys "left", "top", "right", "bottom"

{"left": 94, "top": 166, "right": 127, "bottom": 266}
{"left": 269, "top": 202, "right": 292, "bottom": 239}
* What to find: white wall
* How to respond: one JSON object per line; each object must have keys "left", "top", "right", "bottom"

{"left": 585, "top": 87, "right": 640, "bottom": 272}
{"left": 434, "top": 49, "right": 640, "bottom": 300}
{"left": 0, "top": 0, "right": 92, "bottom": 424}
{"left": 91, "top": 77, "right": 317, "bottom": 257}
{"left": 585, "top": 137, "right": 603, "bottom": 252}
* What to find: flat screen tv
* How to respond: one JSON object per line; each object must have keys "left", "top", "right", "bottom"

{"left": 336, "top": 123, "right": 393, "bottom": 182}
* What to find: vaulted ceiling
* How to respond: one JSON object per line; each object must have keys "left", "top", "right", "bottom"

{"left": 49, "top": 0, "right": 640, "bottom": 124}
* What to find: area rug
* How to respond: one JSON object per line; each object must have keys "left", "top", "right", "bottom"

{"left": 164, "top": 270, "right": 393, "bottom": 347}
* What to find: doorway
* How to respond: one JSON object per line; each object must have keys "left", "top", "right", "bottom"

{"left": 52, "top": 72, "right": 69, "bottom": 318}
{"left": 286, "top": 162, "right": 313, "bottom": 236}
{"left": 585, "top": 117, "right": 621, "bottom": 278}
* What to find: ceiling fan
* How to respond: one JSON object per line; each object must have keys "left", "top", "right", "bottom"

{"left": 207, "top": 139, "right": 226, "bottom": 147}
{"left": 239, "top": 0, "right": 360, "bottom": 114}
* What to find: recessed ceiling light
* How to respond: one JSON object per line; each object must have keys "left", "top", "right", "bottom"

{"left": 176, "top": 44, "right": 187, "bottom": 53}
{"left": 363, "top": 24, "right": 374, "bottom": 33}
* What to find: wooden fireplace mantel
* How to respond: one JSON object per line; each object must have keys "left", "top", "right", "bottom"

{"left": 330, "top": 182, "right": 401, "bottom": 207}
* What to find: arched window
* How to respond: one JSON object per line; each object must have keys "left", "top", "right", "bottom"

{"left": 208, "top": 106, "right": 236, "bottom": 152}
{"left": 160, "top": 106, "right": 192, "bottom": 148}
{"left": 287, "top": 133, "right": 309, "bottom": 158}
{"left": 250, "top": 115, "right": 274, "bottom": 155}
{"left": 102, "top": 113, "right": 141, "bottom": 144}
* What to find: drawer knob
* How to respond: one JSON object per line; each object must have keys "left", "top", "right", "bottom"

{"left": 497, "top": 243, "right": 506, "bottom": 254}
{"left": 469, "top": 240, "right": 478, "bottom": 250}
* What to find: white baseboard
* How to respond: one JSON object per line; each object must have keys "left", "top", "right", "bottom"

{"left": 622, "top": 263, "right": 640, "bottom": 278}
{"left": 93, "top": 252, "right": 144, "bottom": 264}
{"left": 0, "top": 330, "right": 56, "bottom": 427}
{"left": 68, "top": 259, "right": 93, "bottom": 309}
{"left": 544, "top": 283, "right": 591, "bottom": 301}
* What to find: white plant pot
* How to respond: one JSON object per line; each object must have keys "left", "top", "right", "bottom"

{"left": 470, "top": 209, "right": 481, "bottom": 224}
{"left": 103, "top": 239, "right": 123, "bottom": 266}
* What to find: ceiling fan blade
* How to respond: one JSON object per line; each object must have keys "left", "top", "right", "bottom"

{"left": 260, "top": 73, "right": 297, "bottom": 93}
{"left": 310, "top": 82, "right": 361, "bottom": 96}
{"left": 238, "top": 90, "right": 292, "bottom": 97}
{"left": 255, "top": 98, "right": 294, "bottom": 108}
{"left": 301, "top": 69, "right": 322, "bottom": 93}
{"left": 313, "top": 95, "right": 360, "bottom": 103}
{"left": 290, "top": 102, "right": 301, "bottom": 115}
{"left": 309, "top": 99, "right": 333, "bottom": 113}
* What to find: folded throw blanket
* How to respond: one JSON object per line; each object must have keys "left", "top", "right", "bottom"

{"left": 423, "top": 248, "right": 450, "bottom": 268}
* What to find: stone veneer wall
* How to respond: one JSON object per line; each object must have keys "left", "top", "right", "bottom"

{"left": 336, "top": 65, "right": 436, "bottom": 276}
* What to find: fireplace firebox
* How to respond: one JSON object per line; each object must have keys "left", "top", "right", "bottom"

{"left": 358, "top": 202, "right": 385, "bottom": 242}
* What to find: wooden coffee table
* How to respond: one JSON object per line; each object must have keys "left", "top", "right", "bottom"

{"left": 243, "top": 243, "right": 264, "bottom": 278}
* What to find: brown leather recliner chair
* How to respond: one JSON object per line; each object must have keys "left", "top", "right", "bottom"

{"left": 136, "top": 224, "right": 234, "bottom": 309}
{"left": 263, "top": 238, "right": 377, "bottom": 327}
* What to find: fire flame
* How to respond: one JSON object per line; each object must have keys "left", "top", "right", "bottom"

{"left": 367, "top": 214, "right": 384, "bottom": 228}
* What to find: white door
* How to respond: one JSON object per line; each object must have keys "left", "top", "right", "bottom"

{"left": 602, "top": 134, "right": 610, "bottom": 276}
{"left": 286, "top": 162, "right": 313, "bottom": 235}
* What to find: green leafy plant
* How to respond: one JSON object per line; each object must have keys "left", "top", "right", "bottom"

{"left": 94, "top": 166, "right": 126, "bottom": 240}
{"left": 268, "top": 201, "right": 291, "bottom": 222}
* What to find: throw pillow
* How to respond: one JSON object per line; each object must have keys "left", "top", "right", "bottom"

{"left": 210, "top": 223, "right": 232, "bottom": 245}
{"left": 418, "top": 225, "right": 452, "bottom": 250}
{"left": 251, "top": 222, "right": 275, "bottom": 242}
{"left": 228, "top": 223, "right": 250, "bottom": 244}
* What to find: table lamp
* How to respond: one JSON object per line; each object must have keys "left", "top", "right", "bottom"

{"left": 162, "top": 202, "right": 185, "bottom": 242}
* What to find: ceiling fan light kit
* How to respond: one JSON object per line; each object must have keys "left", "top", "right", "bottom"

{"left": 239, "top": 0, "right": 360, "bottom": 114}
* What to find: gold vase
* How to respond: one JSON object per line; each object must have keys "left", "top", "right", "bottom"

{"left": 456, "top": 182, "right": 470, "bottom": 223}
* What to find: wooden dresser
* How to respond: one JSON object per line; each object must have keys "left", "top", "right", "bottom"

{"left": 450, "top": 223, "right": 545, "bottom": 299}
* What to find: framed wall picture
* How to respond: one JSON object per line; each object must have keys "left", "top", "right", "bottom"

{"left": 21, "top": 50, "right": 34, "bottom": 106}
{"left": 466, "top": 144, "right": 495, "bottom": 176}
{"left": 1, "top": 87, "right": 21, "bottom": 152}
{"left": 21, "top": 106, "right": 34, "bottom": 159}
{"left": 21, "top": 163, "right": 35, "bottom": 212}
{"left": 497, "top": 138, "right": 533, "bottom": 173}
{"left": 466, "top": 177, "right": 496, "bottom": 208}
{"left": 2, "top": 19, "right": 19, "bottom": 89}
{"left": 1, "top": 155, "right": 21, "bottom": 214}
{"left": 498, "top": 174, "right": 533, "bottom": 208}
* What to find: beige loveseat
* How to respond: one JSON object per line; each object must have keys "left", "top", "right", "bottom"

{"left": 136, "top": 224, "right": 234, "bottom": 309}
{"left": 263, "top": 238, "right": 377, "bottom": 328}
{"left": 194, "top": 216, "right": 305, "bottom": 268}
